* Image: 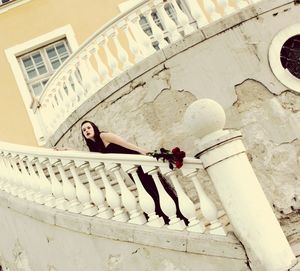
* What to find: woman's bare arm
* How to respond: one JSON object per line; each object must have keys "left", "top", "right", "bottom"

{"left": 101, "top": 133, "right": 149, "bottom": 155}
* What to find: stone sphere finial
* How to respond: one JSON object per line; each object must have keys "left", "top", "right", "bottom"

{"left": 184, "top": 99, "right": 226, "bottom": 138}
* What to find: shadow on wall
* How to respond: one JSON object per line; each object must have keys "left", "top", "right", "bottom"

{"left": 225, "top": 79, "right": 300, "bottom": 218}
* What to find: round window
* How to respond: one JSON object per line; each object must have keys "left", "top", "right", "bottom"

{"left": 269, "top": 24, "right": 300, "bottom": 93}
{"left": 280, "top": 35, "right": 300, "bottom": 79}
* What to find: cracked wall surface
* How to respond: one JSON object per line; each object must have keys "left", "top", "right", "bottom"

{"left": 226, "top": 79, "right": 300, "bottom": 217}
{"left": 0, "top": 198, "right": 248, "bottom": 271}
{"left": 55, "top": 0, "right": 300, "bottom": 233}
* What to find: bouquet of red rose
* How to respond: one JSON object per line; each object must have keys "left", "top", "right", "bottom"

{"left": 147, "top": 147, "right": 186, "bottom": 170}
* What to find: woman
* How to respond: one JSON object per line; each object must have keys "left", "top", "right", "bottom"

{"left": 81, "top": 120, "right": 148, "bottom": 155}
{"left": 81, "top": 120, "right": 187, "bottom": 225}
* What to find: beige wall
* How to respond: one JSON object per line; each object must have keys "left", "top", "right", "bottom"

{"left": 0, "top": 0, "right": 124, "bottom": 146}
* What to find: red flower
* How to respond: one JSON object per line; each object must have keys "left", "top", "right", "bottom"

{"left": 178, "top": 151, "right": 186, "bottom": 159}
{"left": 147, "top": 147, "right": 186, "bottom": 170}
{"left": 172, "top": 147, "right": 180, "bottom": 154}
{"left": 175, "top": 161, "right": 183, "bottom": 169}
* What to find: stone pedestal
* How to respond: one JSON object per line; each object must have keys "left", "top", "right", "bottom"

{"left": 184, "top": 99, "right": 297, "bottom": 271}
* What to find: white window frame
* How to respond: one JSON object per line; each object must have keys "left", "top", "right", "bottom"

{"left": 18, "top": 39, "right": 71, "bottom": 98}
{"left": 5, "top": 25, "right": 79, "bottom": 145}
{"left": 0, "top": 0, "right": 31, "bottom": 14}
{"left": 269, "top": 23, "right": 300, "bottom": 93}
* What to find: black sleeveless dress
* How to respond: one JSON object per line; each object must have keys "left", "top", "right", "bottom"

{"left": 104, "top": 142, "right": 188, "bottom": 225}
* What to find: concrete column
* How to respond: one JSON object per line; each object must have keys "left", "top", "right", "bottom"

{"left": 184, "top": 98, "right": 297, "bottom": 271}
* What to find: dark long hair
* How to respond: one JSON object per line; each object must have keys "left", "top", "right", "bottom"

{"left": 81, "top": 120, "right": 106, "bottom": 153}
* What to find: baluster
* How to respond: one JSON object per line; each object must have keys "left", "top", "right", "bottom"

{"left": 184, "top": 0, "right": 208, "bottom": 28}
{"left": 25, "top": 157, "right": 43, "bottom": 203}
{"left": 82, "top": 52, "right": 102, "bottom": 93}
{"left": 19, "top": 156, "right": 35, "bottom": 201}
{"left": 69, "top": 66, "right": 85, "bottom": 101}
{"left": 77, "top": 56, "right": 93, "bottom": 95}
{"left": 144, "top": 167, "right": 185, "bottom": 230}
{"left": 46, "top": 159, "right": 67, "bottom": 210}
{"left": 82, "top": 162, "right": 113, "bottom": 219}
{"left": 70, "top": 162, "right": 98, "bottom": 216}
{"left": 42, "top": 97, "right": 55, "bottom": 132}
{"left": 10, "top": 155, "right": 26, "bottom": 198}
{"left": 0, "top": 152, "right": 10, "bottom": 192}
{"left": 203, "top": 0, "right": 222, "bottom": 21}
{"left": 53, "top": 87, "right": 65, "bottom": 121}
{"left": 39, "top": 102, "right": 53, "bottom": 135}
{"left": 55, "top": 84, "right": 67, "bottom": 120}
{"left": 128, "top": 12, "right": 156, "bottom": 57}
{"left": 125, "top": 165, "right": 164, "bottom": 227}
{"left": 46, "top": 94, "right": 58, "bottom": 129}
{"left": 142, "top": 5, "right": 169, "bottom": 49}
{"left": 234, "top": 0, "right": 249, "bottom": 9}
{"left": 49, "top": 93, "right": 60, "bottom": 130}
{"left": 110, "top": 165, "right": 146, "bottom": 224}
{"left": 63, "top": 72, "right": 78, "bottom": 109}
{"left": 35, "top": 158, "right": 56, "bottom": 207}
{"left": 95, "top": 164, "right": 128, "bottom": 222}
{"left": 51, "top": 92, "right": 63, "bottom": 126}
{"left": 112, "top": 26, "right": 132, "bottom": 70}
{"left": 155, "top": 0, "right": 182, "bottom": 42}
{"left": 163, "top": 169, "right": 205, "bottom": 232}
{"left": 186, "top": 170, "right": 226, "bottom": 235}
{"left": 0, "top": 154, "right": 5, "bottom": 189}
{"left": 122, "top": 21, "right": 144, "bottom": 63}
{"left": 5, "top": 155, "right": 18, "bottom": 195}
{"left": 56, "top": 160, "right": 82, "bottom": 213}
{"left": 103, "top": 32, "right": 122, "bottom": 78}
{"left": 56, "top": 82, "right": 73, "bottom": 124}
{"left": 8, "top": 154, "right": 22, "bottom": 195}
{"left": 92, "top": 39, "right": 111, "bottom": 84}
{"left": 170, "top": 0, "right": 194, "bottom": 35}
{"left": 6, "top": 154, "right": 18, "bottom": 194}
{"left": 2, "top": 154, "right": 14, "bottom": 194}
{"left": 217, "top": 0, "right": 236, "bottom": 15}
{"left": 32, "top": 104, "right": 48, "bottom": 144}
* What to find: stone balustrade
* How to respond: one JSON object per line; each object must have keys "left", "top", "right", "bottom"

{"left": 34, "top": 0, "right": 261, "bottom": 143}
{"left": 0, "top": 141, "right": 226, "bottom": 235}
{"left": 0, "top": 97, "right": 297, "bottom": 270}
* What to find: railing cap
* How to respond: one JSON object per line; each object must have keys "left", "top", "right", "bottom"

{"left": 184, "top": 99, "right": 226, "bottom": 139}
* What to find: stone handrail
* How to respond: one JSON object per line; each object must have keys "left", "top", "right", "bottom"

{"left": 34, "top": 0, "right": 261, "bottom": 143}
{"left": 1, "top": 97, "right": 297, "bottom": 270}
{"left": 0, "top": 140, "right": 226, "bottom": 235}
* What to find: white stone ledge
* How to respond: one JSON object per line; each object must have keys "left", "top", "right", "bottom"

{"left": 0, "top": 189, "right": 246, "bottom": 260}
{"left": 46, "top": 0, "right": 296, "bottom": 147}
{"left": 56, "top": 211, "right": 92, "bottom": 235}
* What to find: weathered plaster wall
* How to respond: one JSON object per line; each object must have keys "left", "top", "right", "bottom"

{"left": 0, "top": 192, "right": 248, "bottom": 271}
{"left": 53, "top": 0, "right": 299, "bottom": 225}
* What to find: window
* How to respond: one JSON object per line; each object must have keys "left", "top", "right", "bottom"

{"left": 0, "top": 0, "right": 31, "bottom": 14}
{"left": 280, "top": 35, "right": 300, "bottom": 79}
{"left": 0, "top": 0, "right": 15, "bottom": 5}
{"left": 269, "top": 24, "right": 300, "bottom": 93}
{"left": 5, "top": 25, "right": 78, "bottom": 144}
{"left": 18, "top": 40, "right": 70, "bottom": 98}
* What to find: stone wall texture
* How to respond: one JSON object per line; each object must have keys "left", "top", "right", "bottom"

{"left": 0, "top": 192, "right": 248, "bottom": 271}
{"left": 53, "top": 0, "right": 300, "bottom": 249}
